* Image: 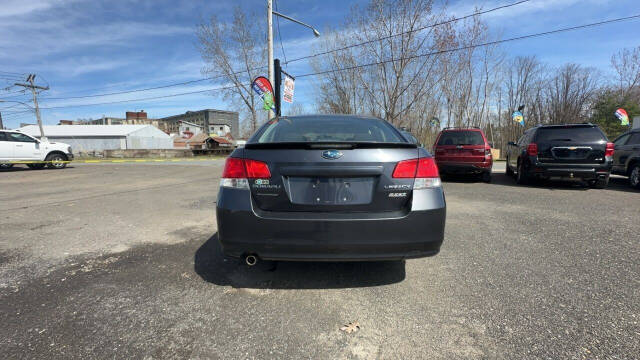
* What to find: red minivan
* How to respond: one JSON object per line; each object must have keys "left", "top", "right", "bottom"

{"left": 433, "top": 127, "right": 493, "bottom": 182}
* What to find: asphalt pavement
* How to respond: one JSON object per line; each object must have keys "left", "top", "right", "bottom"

{"left": 1, "top": 161, "right": 638, "bottom": 359}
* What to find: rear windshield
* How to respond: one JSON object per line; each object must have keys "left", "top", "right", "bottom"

{"left": 535, "top": 127, "right": 606, "bottom": 142}
{"left": 253, "top": 117, "right": 405, "bottom": 143}
{"left": 437, "top": 131, "right": 484, "bottom": 145}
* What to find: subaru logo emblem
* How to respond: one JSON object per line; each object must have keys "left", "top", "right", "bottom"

{"left": 322, "top": 149, "right": 343, "bottom": 160}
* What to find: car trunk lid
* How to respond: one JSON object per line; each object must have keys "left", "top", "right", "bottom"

{"left": 535, "top": 127, "right": 608, "bottom": 164}
{"left": 242, "top": 143, "right": 418, "bottom": 212}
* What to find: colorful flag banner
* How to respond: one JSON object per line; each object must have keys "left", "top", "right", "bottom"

{"left": 615, "top": 108, "right": 629, "bottom": 126}
{"left": 512, "top": 111, "right": 524, "bottom": 126}
{"left": 251, "top": 76, "right": 275, "bottom": 111}
{"left": 283, "top": 75, "right": 295, "bottom": 103}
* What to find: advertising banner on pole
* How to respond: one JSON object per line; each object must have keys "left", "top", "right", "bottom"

{"left": 251, "top": 76, "right": 275, "bottom": 111}
{"left": 283, "top": 74, "right": 295, "bottom": 103}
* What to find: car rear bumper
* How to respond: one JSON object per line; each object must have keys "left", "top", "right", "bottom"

{"left": 530, "top": 161, "right": 611, "bottom": 180}
{"left": 216, "top": 188, "right": 446, "bottom": 261}
{"left": 436, "top": 160, "right": 492, "bottom": 174}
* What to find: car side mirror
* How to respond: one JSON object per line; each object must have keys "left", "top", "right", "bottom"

{"left": 419, "top": 143, "right": 424, "bottom": 148}
{"left": 508, "top": 141, "right": 516, "bottom": 146}
{"left": 488, "top": 141, "right": 494, "bottom": 148}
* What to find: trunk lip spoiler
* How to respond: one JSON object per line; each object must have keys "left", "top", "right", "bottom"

{"left": 244, "top": 141, "right": 417, "bottom": 150}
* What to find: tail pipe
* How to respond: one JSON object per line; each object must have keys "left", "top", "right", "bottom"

{"left": 245, "top": 254, "right": 258, "bottom": 266}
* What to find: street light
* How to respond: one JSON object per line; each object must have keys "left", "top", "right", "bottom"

{"left": 272, "top": 11, "right": 321, "bottom": 37}
{"left": 267, "top": 0, "right": 319, "bottom": 118}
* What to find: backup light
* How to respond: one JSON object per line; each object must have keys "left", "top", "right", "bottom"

{"left": 221, "top": 157, "right": 271, "bottom": 189}
{"left": 392, "top": 158, "right": 441, "bottom": 189}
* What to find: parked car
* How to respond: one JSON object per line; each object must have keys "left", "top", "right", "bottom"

{"left": 432, "top": 127, "right": 493, "bottom": 182}
{"left": 611, "top": 128, "right": 640, "bottom": 189}
{"left": 505, "top": 124, "right": 613, "bottom": 188}
{"left": 216, "top": 115, "right": 446, "bottom": 265}
{"left": 0, "top": 130, "right": 73, "bottom": 169}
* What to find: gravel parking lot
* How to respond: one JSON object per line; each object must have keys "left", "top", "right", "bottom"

{"left": 1, "top": 161, "right": 638, "bottom": 359}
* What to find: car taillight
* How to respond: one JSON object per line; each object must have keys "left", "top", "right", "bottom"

{"left": 222, "top": 157, "right": 247, "bottom": 178}
{"left": 392, "top": 158, "right": 441, "bottom": 189}
{"left": 244, "top": 159, "right": 271, "bottom": 178}
{"left": 527, "top": 143, "right": 538, "bottom": 156}
{"left": 221, "top": 157, "right": 270, "bottom": 189}
{"left": 605, "top": 142, "right": 614, "bottom": 158}
{"left": 485, "top": 146, "right": 492, "bottom": 157}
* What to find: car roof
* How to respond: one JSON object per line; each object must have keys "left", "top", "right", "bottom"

{"left": 440, "top": 127, "right": 483, "bottom": 132}
{"left": 278, "top": 114, "right": 383, "bottom": 122}
{"left": 536, "top": 123, "right": 596, "bottom": 129}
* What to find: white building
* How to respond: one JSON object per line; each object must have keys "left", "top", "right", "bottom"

{"left": 178, "top": 121, "right": 203, "bottom": 138}
{"left": 17, "top": 125, "right": 173, "bottom": 152}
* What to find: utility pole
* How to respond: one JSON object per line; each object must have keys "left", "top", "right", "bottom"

{"left": 267, "top": 1, "right": 319, "bottom": 119}
{"left": 15, "top": 74, "right": 49, "bottom": 141}
{"left": 267, "top": 0, "right": 275, "bottom": 119}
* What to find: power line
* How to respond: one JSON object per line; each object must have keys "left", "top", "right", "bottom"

{"left": 274, "top": 0, "right": 288, "bottom": 66}
{"left": 283, "top": 0, "right": 532, "bottom": 65}
{"left": 296, "top": 13, "right": 640, "bottom": 78}
{"left": 27, "top": 13, "right": 640, "bottom": 112}
{"left": 40, "top": 66, "right": 266, "bottom": 101}
{"left": 20, "top": 0, "right": 527, "bottom": 102}
{"left": 37, "top": 84, "right": 239, "bottom": 110}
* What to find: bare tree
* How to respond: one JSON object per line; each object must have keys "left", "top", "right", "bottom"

{"left": 197, "top": 7, "right": 266, "bottom": 133}
{"left": 611, "top": 46, "right": 640, "bottom": 102}
{"left": 545, "top": 63, "right": 599, "bottom": 124}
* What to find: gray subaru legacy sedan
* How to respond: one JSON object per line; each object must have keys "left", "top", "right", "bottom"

{"left": 216, "top": 115, "right": 446, "bottom": 264}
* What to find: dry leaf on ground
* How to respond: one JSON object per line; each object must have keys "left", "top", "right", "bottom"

{"left": 340, "top": 321, "right": 360, "bottom": 334}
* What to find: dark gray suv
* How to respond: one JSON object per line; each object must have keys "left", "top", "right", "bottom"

{"left": 216, "top": 115, "right": 446, "bottom": 264}
{"left": 612, "top": 128, "right": 640, "bottom": 189}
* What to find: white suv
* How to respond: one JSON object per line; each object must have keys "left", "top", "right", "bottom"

{"left": 0, "top": 130, "right": 73, "bottom": 169}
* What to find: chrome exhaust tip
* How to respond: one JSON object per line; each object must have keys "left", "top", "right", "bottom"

{"left": 245, "top": 255, "right": 258, "bottom": 266}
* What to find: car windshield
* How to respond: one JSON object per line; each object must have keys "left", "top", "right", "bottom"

{"left": 535, "top": 127, "right": 605, "bottom": 142}
{"left": 437, "top": 131, "right": 484, "bottom": 145}
{"left": 252, "top": 116, "right": 405, "bottom": 143}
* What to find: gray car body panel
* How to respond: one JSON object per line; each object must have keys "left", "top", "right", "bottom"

{"left": 216, "top": 115, "right": 446, "bottom": 261}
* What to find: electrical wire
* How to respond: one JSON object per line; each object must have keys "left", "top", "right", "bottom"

{"left": 274, "top": 0, "right": 288, "bottom": 66}
{"left": 26, "top": 0, "right": 528, "bottom": 101}
{"left": 295, "top": 13, "right": 640, "bottom": 78}
{"left": 30, "top": 13, "right": 640, "bottom": 111}
{"left": 282, "top": 0, "right": 532, "bottom": 65}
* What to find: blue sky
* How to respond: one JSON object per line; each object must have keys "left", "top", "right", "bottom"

{"left": 1, "top": 0, "right": 639, "bottom": 129}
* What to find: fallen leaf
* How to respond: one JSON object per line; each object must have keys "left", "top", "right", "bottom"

{"left": 340, "top": 321, "right": 360, "bottom": 334}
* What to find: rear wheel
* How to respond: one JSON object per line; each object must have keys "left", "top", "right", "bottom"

{"left": 27, "top": 163, "right": 46, "bottom": 170}
{"left": 629, "top": 164, "right": 640, "bottom": 189}
{"left": 46, "top": 153, "right": 67, "bottom": 169}
{"left": 589, "top": 175, "right": 609, "bottom": 189}
{"left": 0, "top": 163, "right": 13, "bottom": 169}
{"left": 516, "top": 161, "right": 529, "bottom": 185}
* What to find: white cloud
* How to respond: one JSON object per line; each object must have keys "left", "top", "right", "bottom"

{"left": 0, "top": 0, "right": 59, "bottom": 17}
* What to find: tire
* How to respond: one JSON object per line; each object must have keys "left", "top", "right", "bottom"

{"left": 0, "top": 163, "right": 14, "bottom": 169}
{"left": 481, "top": 171, "right": 491, "bottom": 183}
{"left": 589, "top": 175, "right": 609, "bottom": 189}
{"left": 629, "top": 164, "right": 640, "bottom": 189}
{"left": 27, "top": 163, "right": 46, "bottom": 170}
{"left": 45, "top": 153, "right": 67, "bottom": 169}
{"left": 516, "top": 161, "right": 529, "bottom": 185}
